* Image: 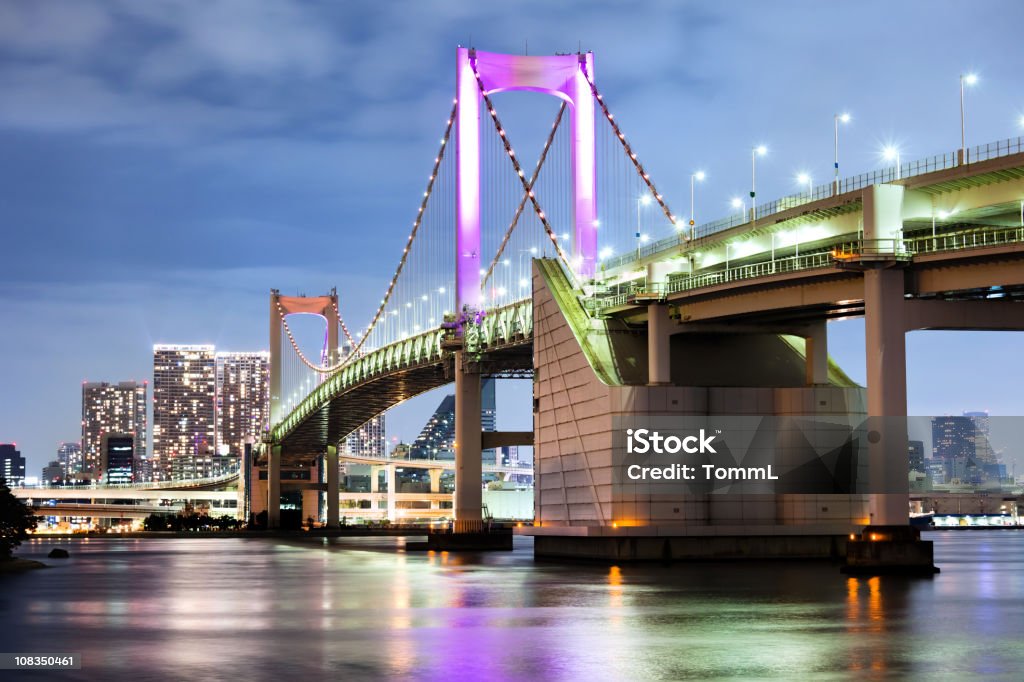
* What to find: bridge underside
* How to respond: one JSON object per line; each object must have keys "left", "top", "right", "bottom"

{"left": 270, "top": 344, "right": 533, "bottom": 465}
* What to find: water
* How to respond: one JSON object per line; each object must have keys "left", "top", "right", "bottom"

{"left": 2, "top": 532, "right": 1023, "bottom": 680}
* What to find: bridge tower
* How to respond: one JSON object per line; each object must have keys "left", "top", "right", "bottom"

{"left": 451, "top": 48, "right": 598, "bottom": 533}
{"left": 265, "top": 289, "right": 341, "bottom": 529}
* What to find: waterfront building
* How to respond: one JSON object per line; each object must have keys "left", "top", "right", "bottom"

{"left": 57, "top": 441, "right": 82, "bottom": 476}
{"left": 908, "top": 440, "right": 925, "bottom": 474}
{"left": 41, "top": 460, "right": 64, "bottom": 484}
{"left": 101, "top": 434, "right": 135, "bottom": 485}
{"left": 153, "top": 345, "right": 215, "bottom": 480}
{"left": 342, "top": 414, "right": 386, "bottom": 458}
{"left": 81, "top": 381, "right": 147, "bottom": 476}
{"left": 0, "top": 443, "right": 26, "bottom": 486}
{"left": 215, "top": 351, "right": 270, "bottom": 457}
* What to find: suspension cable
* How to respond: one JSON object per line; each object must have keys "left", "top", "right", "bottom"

{"left": 582, "top": 69, "right": 679, "bottom": 229}
{"left": 480, "top": 102, "right": 566, "bottom": 292}
{"left": 280, "top": 102, "right": 458, "bottom": 374}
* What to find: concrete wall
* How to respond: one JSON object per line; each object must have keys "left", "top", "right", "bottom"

{"left": 532, "top": 261, "right": 870, "bottom": 537}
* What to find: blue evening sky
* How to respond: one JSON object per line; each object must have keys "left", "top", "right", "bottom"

{"left": 2, "top": 0, "right": 1023, "bottom": 474}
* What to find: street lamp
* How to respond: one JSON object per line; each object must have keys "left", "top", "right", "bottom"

{"left": 834, "top": 112, "right": 851, "bottom": 195}
{"left": 690, "top": 170, "right": 706, "bottom": 231}
{"left": 882, "top": 145, "right": 902, "bottom": 180}
{"left": 796, "top": 172, "right": 812, "bottom": 201}
{"left": 751, "top": 146, "right": 766, "bottom": 223}
{"left": 960, "top": 73, "right": 978, "bottom": 164}
{"left": 636, "top": 194, "right": 652, "bottom": 258}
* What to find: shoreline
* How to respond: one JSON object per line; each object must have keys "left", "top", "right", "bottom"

{"left": 0, "top": 557, "right": 48, "bottom": 573}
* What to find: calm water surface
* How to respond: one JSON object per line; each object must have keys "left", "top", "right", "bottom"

{"left": 2, "top": 532, "right": 1022, "bottom": 680}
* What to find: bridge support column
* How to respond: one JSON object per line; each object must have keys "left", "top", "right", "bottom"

{"left": 387, "top": 464, "right": 397, "bottom": 524}
{"left": 454, "top": 350, "right": 484, "bottom": 532}
{"left": 864, "top": 266, "right": 909, "bottom": 525}
{"left": 428, "top": 468, "right": 443, "bottom": 494}
{"left": 267, "top": 446, "right": 281, "bottom": 529}
{"left": 326, "top": 445, "right": 339, "bottom": 529}
{"left": 370, "top": 466, "right": 380, "bottom": 493}
{"left": 804, "top": 321, "right": 828, "bottom": 385}
{"left": 647, "top": 303, "right": 672, "bottom": 386}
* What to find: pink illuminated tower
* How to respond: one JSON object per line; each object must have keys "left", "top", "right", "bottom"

{"left": 455, "top": 48, "right": 597, "bottom": 312}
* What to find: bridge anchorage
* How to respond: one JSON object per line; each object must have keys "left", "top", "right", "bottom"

{"left": 258, "top": 47, "right": 1024, "bottom": 569}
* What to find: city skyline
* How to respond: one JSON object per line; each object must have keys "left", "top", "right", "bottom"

{"left": 3, "top": 0, "right": 1024, "bottom": 475}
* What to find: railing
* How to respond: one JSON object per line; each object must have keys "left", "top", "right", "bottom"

{"left": 24, "top": 469, "right": 240, "bottom": 491}
{"left": 598, "top": 135, "right": 1024, "bottom": 273}
{"left": 586, "top": 225, "right": 1024, "bottom": 312}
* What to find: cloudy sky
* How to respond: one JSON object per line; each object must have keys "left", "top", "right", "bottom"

{"left": 2, "top": 0, "right": 1024, "bottom": 475}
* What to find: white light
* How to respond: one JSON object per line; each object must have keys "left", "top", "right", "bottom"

{"left": 530, "top": 247, "right": 538, "bottom": 255}
{"left": 479, "top": 268, "right": 486, "bottom": 275}
{"left": 497, "top": 287, "right": 507, "bottom": 297}
{"left": 730, "top": 197, "right": 744, "bottom": 209}
{"left": 599, "top": 246, "right": 614, "bottom": 260}
{"left": 438, "top": 286, "right": 446, "bottom": 294}
{"left": 754, "top": 145, "right": 767, "bottom": 156}
{"left": 882, "top": 145, "right": 899, "bottom": 161}
{"left": 503, "top": 258, "right": 511, "bottom": 266}
{"left": 640, "top": 234, "right": 650, "bottom": 244}
{"left": 938, "top": 210, "right": 950, "bottom": 219}
{"left": 963, "top": 73, "right": 978, "bottom": 86}
{"left": 796, "top": 172, "right": 811, "bottom": 185}
{"left": 561, "top": 232, "right": 570, "bottom": 240}
{"left": 838, "top": 112, "right": 851, "bottom": 123}
{"left": 519, "top": 278, "right": 529, "bottom": 287}
{"left": 694, "top": 170, "right": 706, "bottom": 181}
{"left": 592, "top": 219, "right": 601, "bottom": 227}
{"left": 640, "top": 194, "right": 653, "bottom": 206}
{"left": 421, "top": 294, "right": 428, "bottom": 301}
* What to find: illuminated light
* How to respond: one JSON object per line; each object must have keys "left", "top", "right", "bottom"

{"left": 796, "top": 172, "right": 811, "bottom": 185}
{"left": 519, "top": 278, "right": 529, "bottom": 288}
{"left": 963, "top": 73, "right": 978, "bottom": 86}
{"left": 730, "top": 197, "right": 744, "bottom": 209}
{"left": 561, "top": 233, "right": 570, "bottom": 240}
{"left": 612, "top": 522, "right": 618, "bottom": 528}
{"left": 530, "top": 247, "right": 538, "bottom": 255}
{"left": 599, "top": 246, "right": 614, "bottom": 260}
{"left": 503, "top": 259, "right": 511, "bottom": 266}
{"left": 640, "top": 234, "right": 650, "bottom": 244}
{"left": 838, "top": 112, "right": 851, "bottom": 123}
{"left": 438, "top": 287, "right": 446, "bottom": 294}
{"left": 754, "top": 144, "right": 767, "bottom": 156}
{"left": 850, "top": 534, "right": 857, "bottom": 540}
{"left": 640, "top": 194, "right": 653, "bottom": 206}
{"left": 870, "top": 533, "right": 878, "bottom": 541}
{"left": 592, "top": 220, "right": 600, "bottom": 227}
{"left": 421, "top": 294, "right": 428, "bottom": 301}
{"left": 694, "top": 170, "right": 706, "bottom": 182}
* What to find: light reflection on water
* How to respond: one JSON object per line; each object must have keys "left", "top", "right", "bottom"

{"left": 2, "top": 532, "right": 1023, "bottom": 680}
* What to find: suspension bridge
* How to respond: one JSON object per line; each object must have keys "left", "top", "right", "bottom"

{"left": 257, "top": 47, "right": 1024, "bottom": 564}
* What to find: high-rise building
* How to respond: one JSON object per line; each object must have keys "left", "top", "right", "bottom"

{"left": 153, "top": 345, "right": 216, "bottom": 480}
{"left": 407, "top": 383, "right": 497, "bottom": 462}
{"left": 908, "top": 440, "right": 925, "bottom": 474}
{"left": 215, "top": 351, "right": 270, "bottom": 458}
{"left": 1, "top": 443, "right": 26, "bottom": 487}
{"left": 101, "top": 434, "right": 135, "bottom": 485}
{"left": 41, "top": 460, "right": 64, "bottom": 484}
{"left": 931, "top": 416, "right": 975, "bottom": 460}
{"left": 342, "top": 414, "right": 387, "bottom": 458}
{"left": 963, "top": 411, "right": 996, "bottom": 464}
{"left": 57, "top": 442, "right": 81, "bottom": 477}
{"left": 410, "top": 395, "right": 456, "bottom": 460}
{"left": 81, "top": 381, "right": 147, "bottom": 476}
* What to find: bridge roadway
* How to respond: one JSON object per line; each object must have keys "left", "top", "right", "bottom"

{"left": 272, "top": 146, "right": 1024, "bottom": 460}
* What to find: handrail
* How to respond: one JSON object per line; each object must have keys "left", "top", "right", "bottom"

{"left": 598, "top": 135, "right": 1024, "bottom": 273}
{"left": 586, "top": 225, "right": 1024, "bottom": 312}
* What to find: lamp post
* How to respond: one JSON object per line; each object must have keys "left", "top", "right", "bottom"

{"left": 636, "top": 194, "right": 652, "bottom": 259}
{"left": 883, "top": 146, "right": 902, "bottom": 180}
{"left": 834, "top": 112, "right": 850, "bottom": 195}
{"left": 750, "top": 146, "right": 766, "bottom": 224}
{"left": 960, "top": 73, "right": 977, "bottom": 164}
{"left": 690, "top": 170, "right": 705, "bottom": 233}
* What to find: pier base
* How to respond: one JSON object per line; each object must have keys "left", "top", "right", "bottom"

{"left": 842, "top": 525, "right": 939, "bottom": 575}
{"left": 408, "top": 529, "right": 513, "bottom": 552}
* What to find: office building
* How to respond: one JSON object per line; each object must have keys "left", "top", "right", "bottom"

{"left": 81, "top": 381, "right": 147, "bottom": 476}
{"left": 153, "top": 345, "right": 216, "bottom": 480}
{"left": 215, "top": 351, "right": 270, "bottom": 457}
{"left": 101, "top": 434, "right": 135, "bottom": 485}
{"left": 931, "top": 416, "right": 976, "bottom": 460}
{"left": 41, "top": 460, "right": 64, "bottom": 484}
{"left": 410, "top": 395, "right": 456, "bottom": 460}
{"left": 1, "top": 443, "right": 26, "bottom": 487}
{"left": 57, "top": 441, "right": 82, "bottom": 477}
{"left": 342, "top": 414, "right": 387, "bottom": 458}
{"left": 908, "top": 440, "right": 925, "bottom": 474}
